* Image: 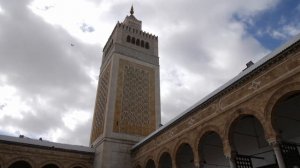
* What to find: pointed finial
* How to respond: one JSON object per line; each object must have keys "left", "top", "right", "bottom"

{"left": 130, "top": 5, "right": 134, "bottom": 15}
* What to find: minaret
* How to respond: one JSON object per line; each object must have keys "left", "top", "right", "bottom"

{"left": 90, "top": 6, "right": 160, "bottom": 168}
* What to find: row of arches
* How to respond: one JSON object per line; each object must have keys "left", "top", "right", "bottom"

{"left": 135, "top": 87, "right": 300, "bottom": 168}
{"left": 127, "top": 35, "right": 150, "bottom": 49}
{"left": 0, "top": 160, "right": 86, "bottom": 168}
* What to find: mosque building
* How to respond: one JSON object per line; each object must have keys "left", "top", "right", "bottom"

{"left": 1, "top": 6, "right": 300, "bottom": 168}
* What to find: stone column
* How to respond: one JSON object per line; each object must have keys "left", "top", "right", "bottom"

{"left": 193, "top": 148, "right": 200, "bottom": 168}
{"left": 229, "top": 158, "right": 236, "bottom": 168}
{"left": 272, "top": 141, "right": 286, "bottom": 168}
{"left": 194, "top": 161, "right": 200, "bottom": 168}
{"left": 228, "top": 151, "right": 237, "bottom": 168}
{"left": 172, "top": 159, "right": 177, "bottom": 168}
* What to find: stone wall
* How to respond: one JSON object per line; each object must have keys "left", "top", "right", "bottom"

{"left": 0, "top": 141, "right": 94, "bottom": 168}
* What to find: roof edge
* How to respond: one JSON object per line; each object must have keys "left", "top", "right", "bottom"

{"left": 0, "top": 134, "right": 95, "bottom": 154}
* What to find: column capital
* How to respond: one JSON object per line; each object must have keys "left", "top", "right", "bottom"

{"left": 267, "top": 137, "right": 282, "bottom": 147}
{"left": 225, "top": 150, "right": 238, "bottom": 159}
{"left": 194, "top": 162, "right": 200, "bottom": 168}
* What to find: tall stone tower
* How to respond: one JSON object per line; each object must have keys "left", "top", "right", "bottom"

{"left": 90, "top": 6, "right": 161, "bottom": 168}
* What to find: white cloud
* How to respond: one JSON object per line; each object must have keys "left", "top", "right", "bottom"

{"left": 63, "top": 110, "right": 90, "bottom": 131}
{"left": 0, "top": 0, "right": 285, "bottom": 146}
{"left": 266, "top": 23, "right": 300, "bottom": 40}
{"left": 0, "top": 83, "right": 32, "bottom": 120}
{"left": 28, "top": 0, "right": 105, "bottom": 44}
{"left": 0, "top": 5, "right": 4, "bottom": 14}
{"left": 270, "top": 29, "right": 287, "bottom": 39}
{"left": 283, "top": 24, "right": 300, "bottom": 36}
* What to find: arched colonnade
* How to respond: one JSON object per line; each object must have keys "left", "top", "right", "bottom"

{"left": 134, "top": 83, "right": 300, "bottom": 168}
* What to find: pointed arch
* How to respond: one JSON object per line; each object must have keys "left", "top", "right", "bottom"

{"left": 224, "top": 108, "right": 267, "bottom": 147}
{"left": 156, "top": 147, "right": 172, "bottom": 163}
{"left": 145, "top": 159, "right": 156, "bottom": 168}
{"left": 40, "top": 160, "right": 62, "bottom": 168}
{"left": 197, "top": 129, "right": 228, "bottom": 168}
{"left": 265, "top": 82, "right": 300, "bottom": 130}
{"left": 225, "top": 109, "right": 267, "bottom": 148}
{"left": 158, "top": 152, "right": 172, "bottom": 168}
{"left": 194, "top": 125, "right": 224, "bottom": 151}
{"left": 143, "top": 155, "right": 155, "bottom": 168}
{"left": 134, "top": 164, "right": 142, "bottom": 168}
{"left": 42, "top": 164, "right": 60, "bottom": 168}
{"left": 175, "top": 142, "right": 195, "bottom": 168}
{"left": 263, "top": 82, "right": 300, "bottom": 142}
{"left": 68, "top": 163, "right": 88, "bottom": 168}
{"left": 8, "top": 160, "right": 33, "bottom": 168}
{"left": 172, "top": 138, "right": 194, "bottom": 159}
{"left": 7, "top": 157, "right": 35, "bottom": 168}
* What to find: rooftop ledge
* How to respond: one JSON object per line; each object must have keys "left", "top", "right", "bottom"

{"left": 0, "top": 134, "right": 95, "bottom": 154}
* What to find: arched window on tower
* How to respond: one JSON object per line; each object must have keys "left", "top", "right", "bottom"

{"left": 145, "top": 42, "right": 150, "bottom": 49}
{"left": 136, "top": 39, "right": 140, "bottom": 46}
{"left": 131, "top": 37, "right": 135, "bottom": 44}
{"left": 127, "top": 35, "right": 131, "bottom": 42}
{"left": 141, "top": 40, "right": 145, "bottom": 47}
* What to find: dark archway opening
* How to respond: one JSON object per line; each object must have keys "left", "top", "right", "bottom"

{"left": 135, "top": 165, "right": 142, "bottom": 168}
{"left": 145, "top": 42, "right": 150, "bottom": 49}
{"left": 42, "top": 164, "right": 59, "bottom": 168}
{"left": 127, "top": 35, "right": 131, "bottom": 42}
{"left": 230, "top": 115, "right": 276, "bottom": 168}
{"left": 198, "top": 132, "right": 229, "bottom": 168}
{"left": 131, "top": 37, "right": 136, "bottom": 44}
{"left": 273, "top": 92, "right": 300, "bottom": 168}
{"left": 146, "top": 159, "right": 156, "bottom": 168}
{"left": 141, "top": 40, "right": 145, "bottom": 47}
{"left": 158, "top": 152, "right": 172, "bottom": 168}
{"left": 176, "top": 143, "right": 195, "bottom": 168}
{"left": 9, "top": 161, "right": 32, "bottom": 168}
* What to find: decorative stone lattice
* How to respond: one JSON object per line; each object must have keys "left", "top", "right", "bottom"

{"left": 121, "top": 65, "right": 150, "bottom": 126}
{"left": 90, "top": 63, "right": 111, "bottom": 143}
{"left": 114, "top": 59, "right": 156, "bottom": 136}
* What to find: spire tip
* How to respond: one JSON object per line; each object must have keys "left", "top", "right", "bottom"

{"left": 130, "top": 5, "right": 134, "bottom": 15}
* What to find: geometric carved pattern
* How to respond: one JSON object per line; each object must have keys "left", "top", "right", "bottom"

{"left": 114, "top": 59, "right": 156, "bottom": 136}
{"left": 121, "top": 65, "right": 150, "bottom": 126}
{"left": 90, "top": 62, "right": 111, "bottom": 143}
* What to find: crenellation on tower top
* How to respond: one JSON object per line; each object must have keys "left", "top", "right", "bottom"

{"left": 117, "top": 22, "right": 158, "bottom": 40}
{"left": 101, "top": 18, "right": 159, "bottom": 67}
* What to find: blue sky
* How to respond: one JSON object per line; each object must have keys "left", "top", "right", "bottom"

{"left": 246, "top": 0, "right": 300, "bottom": 50}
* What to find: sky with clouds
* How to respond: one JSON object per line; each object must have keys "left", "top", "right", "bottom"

{"left": 0, "top": 0, "right": 299, "bottom": 146}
